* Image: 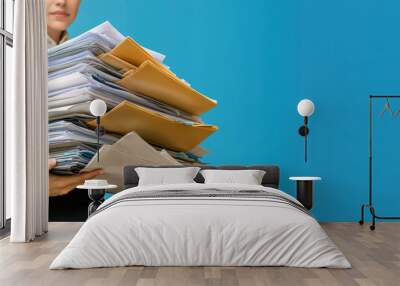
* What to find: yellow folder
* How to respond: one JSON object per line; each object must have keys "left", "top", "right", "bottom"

{"left": 118, "top": 61, "right": 216, "bottom": 116}
{"left": 104, "top": 37, "right": 217, "bottom": 116}
{"left": 98, "top": 53, "right": 136, "bottom": 74}
{"left": 86, "top": 100, "right": 218, "bottom": 152}
{"left": 110, "top": 37, "right": 168, "bottom": 70}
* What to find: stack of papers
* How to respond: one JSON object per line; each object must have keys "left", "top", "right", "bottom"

{"left": 49, "top": 120, "right": 120, "bottom": 174}
{"left": 48, "top": 21, "right": 217, "bottom": 179}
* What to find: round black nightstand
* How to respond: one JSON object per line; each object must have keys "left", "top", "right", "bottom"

{"left": 289, "top": 177, "right": 321, "bottom": 210}
{"left": 77, "top": 180, "right": 117, "bottom": 217}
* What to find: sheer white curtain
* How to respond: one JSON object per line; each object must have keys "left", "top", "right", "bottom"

{"left": 7, "top": 0, "right": 48, "bottom": 242}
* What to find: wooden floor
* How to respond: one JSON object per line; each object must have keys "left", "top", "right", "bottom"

{"left": 0, "top": 222, "right": 399, "bottom": 286}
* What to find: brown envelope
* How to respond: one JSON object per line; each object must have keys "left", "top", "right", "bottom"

{"left": 110, "top": 37, "right": 169, "bottom": 72}
{"left": 87, "top": 100, "right": 218, "bottom": 152}
{"left": 82, "top": 132, "right": 181, "bottom": 191}
{"left": 104, "top": 37, "right": 217, "bottom": 115}
{"left": 98, "top": 53, "right": 137, "bottom": 74}
{"left": 117, "top": 60, "right": 217, "bottom": 116}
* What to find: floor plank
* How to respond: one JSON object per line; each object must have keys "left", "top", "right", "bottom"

{"left": 0, "top": 222, "right": 399, "bottom": 286}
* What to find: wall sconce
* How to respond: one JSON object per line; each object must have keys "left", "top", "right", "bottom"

{"left": 297, "top": 99, "right": 315, "bottom": 162}
{"left": 90, "top": 99, "right": 107, "bottom": 162}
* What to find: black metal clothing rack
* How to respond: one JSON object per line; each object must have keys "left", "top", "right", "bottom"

{"left": 359, "top": 95, "right": 400, "bottom": 230}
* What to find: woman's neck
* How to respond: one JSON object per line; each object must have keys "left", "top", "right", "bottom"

{"left": 48, "top": 28, "right": 63, "bottom": 43}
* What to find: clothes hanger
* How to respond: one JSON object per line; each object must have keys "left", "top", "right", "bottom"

{"left": 393, "top": 108, "right": 400, "bottom": 118}
{"left": 392, "top": 100, "right": 400, "bottom": 117}
{"left": 380, "top": 97, "right": 395, "bottom": 117}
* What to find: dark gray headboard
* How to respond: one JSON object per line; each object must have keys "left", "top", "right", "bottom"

{"left": 123, "top": 165, "right": 280, "bottom": 189}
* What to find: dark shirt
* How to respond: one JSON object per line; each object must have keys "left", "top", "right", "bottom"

{"left": 49, "top": 188, "right": 90, "bottom": 222}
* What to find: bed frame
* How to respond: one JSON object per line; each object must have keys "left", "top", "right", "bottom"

{"left": 123, "top": 165, "right": 280, "bottom": 189}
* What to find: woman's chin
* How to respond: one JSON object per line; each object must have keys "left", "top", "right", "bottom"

{"left": 48, "top": 21, "right": 71, "bottom": 32}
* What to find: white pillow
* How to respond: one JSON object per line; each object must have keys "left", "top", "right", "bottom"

{"left": 135, "top": 167, "right": 201, "bottom": 186}
{"left": 200, "top": 169, "right": 266, "bottom": 185}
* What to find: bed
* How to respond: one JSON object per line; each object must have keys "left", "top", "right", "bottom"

{"left": 50, "top": 165, "right": 351, "bottom": 269}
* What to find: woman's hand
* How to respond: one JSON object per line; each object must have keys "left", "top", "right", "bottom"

{"left": 48, "top": 158, "right": 104, "bottom": 197}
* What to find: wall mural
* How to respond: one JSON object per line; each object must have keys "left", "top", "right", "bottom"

{"left": 47, "top": 0, "right": 400, "bottom": 222}
{"left": 47, "top": 0, "right": 218, "bottom": 221}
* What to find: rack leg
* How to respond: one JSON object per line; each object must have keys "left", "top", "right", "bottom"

{"left": 359, "top": 204, "right": 365, "bottom": 225}
{"left": 370, "top": 206, "right": 376, "bottom": 231}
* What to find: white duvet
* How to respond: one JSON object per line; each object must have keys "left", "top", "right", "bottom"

{"left": 50, "top": 183, "right": 351, "bottom": 269}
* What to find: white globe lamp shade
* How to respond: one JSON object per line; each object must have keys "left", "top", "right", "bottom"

{"left": 90, "top": 99, "right": 107, "bottom": 117}
{"left": 297, "top": 99, "right": 315, "bottom": 117}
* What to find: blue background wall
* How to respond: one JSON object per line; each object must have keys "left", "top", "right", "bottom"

{"left": 70, "top": 0, "right": 400, "bottom": 221}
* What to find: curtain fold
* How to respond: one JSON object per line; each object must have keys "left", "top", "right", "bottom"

{"left": 7, "top": 0, "right": 48, "bottom": 242}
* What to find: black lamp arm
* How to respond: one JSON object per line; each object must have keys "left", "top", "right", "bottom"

{"left": 96, "top": 116, "right": 100, "bottom": 162}
{"left": 298, "top": 116, "right": 309, "bottom": 136}
{"left": 298, "top": 116, "right": 309, "bottom": 162}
